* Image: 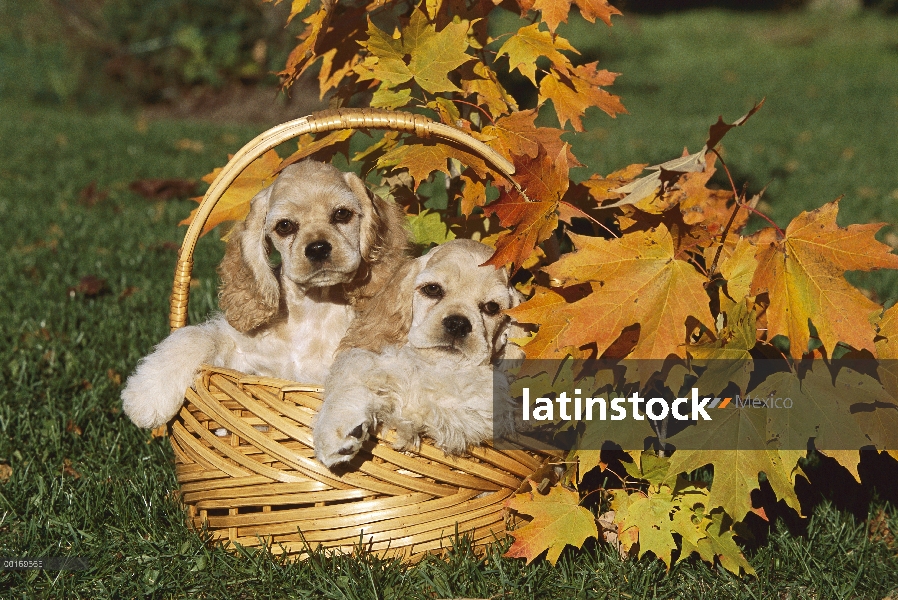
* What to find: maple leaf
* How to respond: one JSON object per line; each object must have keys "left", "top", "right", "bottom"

{"left": 607, "top": 101, "right": 764, "bottom": 208}
{"left": 688, "top": 299, "right": 757, "bottom": 395}
{"left": 540, "top": 226, "right": 715, "bottom": 359}
{"left": 356, "top": 10, "right": 473, "bottom": 94}
{"left": 717, "top": 237, "right": 758, "bottom": 308}
{"left": 583, "top": 163, "right": 648, "bottom": 203}
{"left": 180, "top": 149, "right": 281, "bottom": 237}
{"left": 533, "top": 0, "right": 572, "bottom": 32}
{"left": 761, "top": 361, "right": 897, "bottom": 456}
{"left": 532, "top": 0, "right": 621, "bottom": 32}
{"left": 619, "top": 490, "right": 678, "bottom": 565}
{"left": 876, "top": 303, "right": 898, "bottom": 400}
{"left": 750, "top": 200, "right": 898, "bottom": 359}
{"left": 286, "top": 0, "right": 311, "bottom": 24}
{"left": 377, "top": 140, "right": 489, "bottom": 190}
{"left": 279, "top": 130, "right": 355, "bottom": 170}
{"left": 505, "top": 485, "right": 598, "bottom": 565}
{"left": 479, "top": 109, "right": 581, "bottom": 167}
{"left": 407, "top": 209, "right": 455, "bottom": 248}
{"left": 461, "top": 62, "right": 518, "bottom": 118}
{"left": 482, "top": 145, "right": 569, "bottom": 270}
{"left": 664, "top": 413, "right": 800, "bottom": 523}
{"left": 505, "top": 287, "right": 577, "bottom": 359}
{"left": 691, "top": 511, "right": 756, "bottom": 575}
{"left": 673, "top": 157, "right": 740, "bottom": 231}
{"left": 573, "top": 0, "right": 622, "bottom": 26}
{"left": 538, "top": 63, "right": 626, "bottom": 131}
{"left": 280, "top": 6, "right": 332, "bottom": 86}
{"left": 460, "top": 175, "right": 486, "bottom": 216}
{"left": 496, "top": 23, "right": 576, "bottom": 86}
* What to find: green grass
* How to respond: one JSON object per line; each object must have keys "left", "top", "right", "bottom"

{"left": 3, "top": 5, "right": 898, "bottom": 599}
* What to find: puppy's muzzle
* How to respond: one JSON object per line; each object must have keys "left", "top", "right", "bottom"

{"left": 305, "top": 240, "right": 332, "bottom": 262}
{"left": 443, "top": 315, "right": 472, "bottom": 339}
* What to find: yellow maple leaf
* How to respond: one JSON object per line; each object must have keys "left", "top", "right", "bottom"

{"left": 505, "top": 485, "right": 598, "bottom": 565}
{"left": 496, "top": 23, "right": 576, "bottom": 86}
{"left": 179, "top": 149, "right": 282, "bottom": 238}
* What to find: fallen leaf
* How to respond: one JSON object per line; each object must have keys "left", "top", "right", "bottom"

{"left": 66, "top": 420, "right": 82, "bottom": 436}
{"left": 0, "top": 464, "right": 11, "bottom": 482}
{"left": 78, "top": 182, "right": 109, "bottom": 207}
{"left": 107, "top": 369, "right": 122, "bottom": 386}
{"left": 175, "top": 138, "right": 205, "bottom": 153}
{"left": 118, "top": 286, "right": 139, "bottom": 301}
{"left": 68, "top": 275, "right": 109, "bottom": 298}
{"left": 129, "top": 178, "right": 198, "bottom": 201}
{"left": 62, "top": 458, "right": 81, "bottom": 479}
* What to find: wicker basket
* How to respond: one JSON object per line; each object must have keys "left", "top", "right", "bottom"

{"left": 165, "top": 109, "right": 551, "bottom": 562}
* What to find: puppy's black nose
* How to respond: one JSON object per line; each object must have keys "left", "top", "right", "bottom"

{"left": 305, "top": 240, "right": 332, "bottom": 261}
{"left": 443, "top": 315, "right": 472, "bottom": 338}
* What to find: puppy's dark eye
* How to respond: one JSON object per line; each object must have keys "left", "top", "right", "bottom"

{"left": 482, "top": 301, "right": 501, "bottom": 315}
{"left": 274, "top": 219, "right": 298, "bottom": 236}
{"left": 420, "top": 283, "right": 443, "bottom": 299}
{"left": 332, "top": 208, "right": 353, "bottom": 224}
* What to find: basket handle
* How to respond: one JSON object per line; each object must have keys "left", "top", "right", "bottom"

{"left": 169, "top": 108, "right": 518, "bottom": 331}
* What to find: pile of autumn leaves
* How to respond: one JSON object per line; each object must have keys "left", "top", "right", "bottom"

{"left": 185, "top": 0, "right": 898, "bottom": 575}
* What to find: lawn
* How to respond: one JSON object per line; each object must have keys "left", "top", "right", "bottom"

{"left": 2, "top": 3, "right": 898, "bottom": 598}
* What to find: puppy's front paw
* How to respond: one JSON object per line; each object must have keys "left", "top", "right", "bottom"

{"left": 313, "top": 416, "right": 374, "bottom": 469}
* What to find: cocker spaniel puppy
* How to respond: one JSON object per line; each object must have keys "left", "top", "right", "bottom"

{"left": 313, "top": 239, "right": 524, "bottom": 468}
{"left": 122, "top": 160, "right": 409, "bottom": 429}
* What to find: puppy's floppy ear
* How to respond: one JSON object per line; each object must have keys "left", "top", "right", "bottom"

{"left": 492, "top": 285, "right": 528, "bottom": 365}
{"left": 343, "top": 172, "right": 411, "bottom": 308}
{"left": 337, "top": 254, "right": 427, "bottom": 354}
{"left": 218, "top": 185, "right": 279, "bottom": 332}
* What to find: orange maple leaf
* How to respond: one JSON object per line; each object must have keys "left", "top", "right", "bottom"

{"left": 483, "top": 145, "right": 569, "bottom": 270}
{"left": 280, "top": 130, "right": 355, "bottom": 171}
{"left": 750, "top": 200, "right": 898, "bottom": 358}
{"left": 506, "top": 286, "right": 579, "bottom": 360}
{"left": 532, "top": 0, "right": 621, "bottom": 32}
{"left": 479, "top": 109, "right": 580, "bottom": 167}
{"left": 538, "top": 63, "right": 626, "bottom": 131}
{"left": 524, "top": 225, "right": 715, "bottom": 359}
{"left": 505, "top": 485, "right": 598, "bottom": 565}
{"left": 180, "top": 149, "right": 282, "bottom": 237}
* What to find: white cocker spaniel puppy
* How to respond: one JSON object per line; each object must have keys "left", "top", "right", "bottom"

{"left": 122, "top": 160, "right": 409, "bottom": 429}
{"left": 313, "top": 239, "right": 524, "bottom": 468}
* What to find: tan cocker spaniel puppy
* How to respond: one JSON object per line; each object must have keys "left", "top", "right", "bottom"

{"left": 313, "top": 239, "right": 524, "bottom": 468}
{"left": 122, "top": 160, "right": 409, "bottom": 429}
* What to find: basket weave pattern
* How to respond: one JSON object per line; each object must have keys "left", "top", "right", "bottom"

{"left": 172, "top": 367, "right": 542, "bottom": 559}
{"left": 167, "top": 109, "right": 542, "bottom": 560}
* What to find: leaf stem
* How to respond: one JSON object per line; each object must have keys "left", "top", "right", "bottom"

{"left": 450, "top": 99, "right": 495, "bottom": 125}
{"left": 559, "top": 201, "right": 619, "bottom": 238}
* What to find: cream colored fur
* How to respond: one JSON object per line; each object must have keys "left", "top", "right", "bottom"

{"left": 122, "top": 160, "right": 409, "bottom": 429}
{"left": 313, "top": 239, "right": 524, "bottom": 469}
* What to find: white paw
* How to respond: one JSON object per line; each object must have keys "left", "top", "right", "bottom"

{"left": 313, "top": 415, "right": 374, "bottom": 469}
{"left": 121, "top": 374, "right": 182, "bottom": 429}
